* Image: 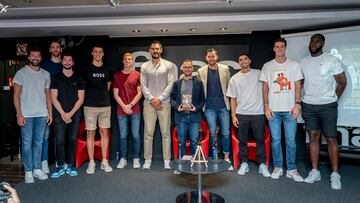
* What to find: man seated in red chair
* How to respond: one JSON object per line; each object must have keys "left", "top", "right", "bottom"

{"left": 226, "top": 53, "right": 270, "bottom": 177}
{"left": 170, "top": 59, "right": 205, "bottom": 174}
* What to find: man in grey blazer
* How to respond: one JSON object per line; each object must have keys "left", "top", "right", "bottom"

{"left": 197, "top": 48, "right": 233, "bottom": 170}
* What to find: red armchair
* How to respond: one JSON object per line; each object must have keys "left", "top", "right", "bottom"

{"left": 173, "top": 121, "right": 210, "bottom": 159}
{"left": 231, "top": 125, "right": 271, "bottom": 169}
{"left": 75, "top": 121, "right": 110, "bottom": 168}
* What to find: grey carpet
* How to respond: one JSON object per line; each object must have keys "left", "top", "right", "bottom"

{"left": 14, "top": 161, "right": 360, "bottom": 203}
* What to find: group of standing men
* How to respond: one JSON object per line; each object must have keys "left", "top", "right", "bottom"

{"left": 13, "top": 34, "right": 346, "bottom": 190}
{"left": 227, "top": 34, "right": 346, "bottom": 190}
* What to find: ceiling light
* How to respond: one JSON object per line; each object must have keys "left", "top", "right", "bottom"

{"left": 0, "top": 2, "right": 9, "bottom": 13}
{"left": 108, "top": 0, "right": 120, "bottom": 8}
{"left": 220, "top": 0, "right": 233, "bottom": 6}
{"left": 189, "top": 28, "right": 197, "bottom": 32}
{"left": 219, "top": 27, "right": 228, "bottom": 31}
{"left": 161, "top": 29, "right": 168, "bottom": 32}
{"left": 132, "top": 30, "right": 140, "bottom": 33}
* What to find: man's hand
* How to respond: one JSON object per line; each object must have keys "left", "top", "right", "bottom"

{"left": 16, "top": 114, "right": 26, "bottom": 127}
{"left": 63, "top": 112, "right": 73, "bottom": 121}
{"left": 150, "top": 97, "right": 162, "bottom": 108}
{"left": 61, "top": 113, "right": 71, "bottom": 124}
{"left": 3, "top": 184, "right": 20, "bottom": 203}
{"left": 123, "top": 104, "right": 133, "bottom": 115}
{"left": 232, "top": 115, "right": 239, "bottom": 128}
{"left": 155, "top": 105, "right": 163, "bottom": 111}
{"left": 188, "top": 104, "right": 196, "bottom": 112}
{"left": 264, "top": 106, "right": 274, "bottom": 120}
{"left": 290, "top": 104, "right": 301, "bottom": 119}
{"left": 123, "top": 104, "right": 133, "bottom": 114}
{"left": 47, "top": 113, "right": 53, "bottom": 126}
{"left": 177, "top": 104, "right": 185, "bottom": 112}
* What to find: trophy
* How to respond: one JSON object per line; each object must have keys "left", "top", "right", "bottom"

{"left": 181, "top": 94, "right": 193, "bottom": 110}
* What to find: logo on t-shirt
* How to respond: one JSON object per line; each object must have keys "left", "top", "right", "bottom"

{"left": 272, "top": 70, "right": 291, "bottom": 94}
{"left": 92, "top": 73, "right": 105, "bottom": 78}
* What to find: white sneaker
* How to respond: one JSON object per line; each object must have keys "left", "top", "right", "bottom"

{"left": 224, "top": 159, "right": 234, "bottom": 171}
{"left": 33, "top": 169, "right": 48, "bottom": 180}
{"left": 330, "top": 172, "right": 341, "bottom": 190}
{"left": 86, "top": 161, "right": 96, "bottom": 174}
{"left": 143, "top": 160, "right": 151, "bottom": 169}
{"left": 286, "top": 169, "right": 304, "bottom": 182}
{"left": 304, "top": 169, "right": 321, "bottom": 183}
{"left": 101, "top": 160, "right": 113, "bottom": 172}
{"left": 116, "top": 158, "right": 127, "bottom": 169}
{"left": 237, "top": 162, "right": 249, "bottom": 175}
{"left": 173, "top": 170, "right": 182, "bottom": 175}
{"left": 271, "top": 168, "right": 283, "bottom": 179}
{"left": 25, "top": 171, "right": 34, "bottom": 183}
{"left": 41, "top": 160, "right": 50, "bottom": 174}
{"left": 164, "top": 160, "right": 171, "bottom": 169}
{"left": 259, "top": 163, "right": 271, "bottom": 178}
{"left": 133, "top": 158, "right": 141, "bottom": 169}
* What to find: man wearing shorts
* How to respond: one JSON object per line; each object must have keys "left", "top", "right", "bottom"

{"left": 83, "top": 44, "right": 113, "bottom": 174}
{"left": 300, "top": 34, "right": 347, "bottom": 189}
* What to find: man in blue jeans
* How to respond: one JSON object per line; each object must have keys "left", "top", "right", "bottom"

{"left": 40, "top": 40, "right": 63, "bottom": 173}
{"left": 113, "top": 52, "right": 142, "bottom": 169}
{"left": 13, "top": 47, "right": 52, "bottom": 183}
{"left": 260, "top": 38, "right": 304, "bottom": 182}
{"left": 170, "top": 60, "right": 205, "bottom": 160}
{"left": 197, "top": 48, "right": 233, "bottom": 170}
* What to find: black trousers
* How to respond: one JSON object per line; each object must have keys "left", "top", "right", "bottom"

{"left": 236, "top": 114, "right": 266, "bottom": 163}
{"left": 54, "top": 114, "right": 81, "bottom": 166}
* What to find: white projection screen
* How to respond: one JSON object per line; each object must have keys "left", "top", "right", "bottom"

{"left": 282, "top": 26, "right": 360, "bottom": 127}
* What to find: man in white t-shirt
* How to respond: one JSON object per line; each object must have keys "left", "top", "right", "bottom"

{"left": 226, "top": 53, "right": 270, "bottom": 177}
{"left": 260, "top": 38, "right": 304, "bottom": 182}
{"left": 13, "top": 47, "right": 52, "bottom": 183}
{"left": 300, "top": 34, "right": 347, "bottom": 190}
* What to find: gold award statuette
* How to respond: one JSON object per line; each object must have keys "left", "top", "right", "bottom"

{"left": 182, "top": 94, "right": 193, "bottom": 109}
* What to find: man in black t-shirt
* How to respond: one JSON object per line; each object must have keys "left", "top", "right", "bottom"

{"left": 50, "top": 53, "right": 85, "bottom": 178}
{"left": 83, "top": 44, "right": 113, "bottom": 174}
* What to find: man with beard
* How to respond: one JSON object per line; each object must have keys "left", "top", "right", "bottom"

{"left": 300, "top": 34, "right": 347, "bottom": 189}
{"left": 40, "top": 40, "right": 63, "bottom": 174}
{"left": 50, "top": 53, "right": 85, "bottom": 178}
{"left": 83, "top": 44, "right": 113, "bottom": 174}
{"left": 141, "top": 40, "right": 177, "bottom": 169}
{"left": 170, "top": 60, "right": 205, "bottom": 165}
{"left": 197, "top": 48, "right": 233, "bottom": 170}
{"left": 13, "top": 47, "right": 52, "bottom": 183}
{"left": 260, "top": 38, "right": 304, "bottom": 182}
{"left": 226, "top": 53, "right": 270, "bottom": 177}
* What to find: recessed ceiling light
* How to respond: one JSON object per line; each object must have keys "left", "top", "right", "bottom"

{"left": 132, "top": 30, "right": 140, "bottom": 33}
{"left": 219, "top": 27, "right": 228, "bottom": 31}
{"left": 161, "top": 29, "right": 168, "bottom": 32}
{"left": 189, "top": 28, "right": 197, "bottom": 32}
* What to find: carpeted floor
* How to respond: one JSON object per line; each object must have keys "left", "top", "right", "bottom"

{"left": 14, "top": 160, "right": 360, "bottom": 203}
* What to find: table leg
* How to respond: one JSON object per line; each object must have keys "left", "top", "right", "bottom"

{"left": 197, "top": 174, "right": 202, "bottom": 203}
